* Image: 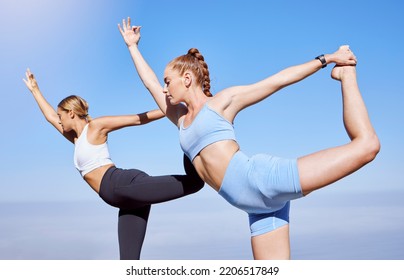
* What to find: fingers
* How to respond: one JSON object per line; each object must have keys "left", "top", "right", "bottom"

{"left": 25, "top": 68, "right": 33, "bottom": 80}
{"left": 118, "top": 23, "right": 124, "bottom": 34}
{"left": 132, "top": 25, "right": 142, "bottom": 34}
{"left": 350, "top": 56, "right": 357, "bottom": 64}
{"left": 118, "top": 17, "right": 139, "bottom": 35}
{"left": 122, "top": 18, "right": 127, "bottom": 31}
{"left": 23, "top": 68, "right": 31, "bottom": 87}
{"left": 336, "top": 45, "right": 358, "bottom": 65}
{"left": 118, "top": 17, "right": 130, "bottom": 33}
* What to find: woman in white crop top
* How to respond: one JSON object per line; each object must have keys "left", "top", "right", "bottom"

{"left": 23, "top": 69, "right": 204, "bottom": 259}
{"left": 119, "top": 18, "right": 380, "bottom": 259}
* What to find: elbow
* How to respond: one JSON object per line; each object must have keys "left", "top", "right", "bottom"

{"left": 45, "top": 116, "right": 56, "bottom": 125}
{"left": 361, "top": 133, "right": 381, "bottom": 164}
{"left": 143, "top": 78, "right": 161, "bottom": 92}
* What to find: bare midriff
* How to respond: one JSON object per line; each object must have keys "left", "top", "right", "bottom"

{"left": 83, "top": 164, "right": 115, "bottom": 193}
{"left": 192, "top": 140, "right": 239, "bottom": 192}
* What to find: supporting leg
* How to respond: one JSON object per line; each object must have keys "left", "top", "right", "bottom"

{"left": 251, "top": 225, "right": 290, "bottom": 260}
{"left": 118, "top": 205, "right": 151, "bottom": 260}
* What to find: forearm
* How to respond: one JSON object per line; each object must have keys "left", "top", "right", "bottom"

{"left": 127, "top": 44, "right": 183, "bottom": 125}
{"left": 232, "top": 55, "right": 333, "bottom": 109}
{"left": 127, "top": 44, "right": 170, "bottom": 114}
{"left": 127, "top": 44, "right": 163, "bottom": 95}
{"left": 273, "top": 51, "right": 349, "bottom": 89}
{"left": 137, "top": 109, "right": 165, "bottom": 125}
{"left": 97, "top": 109, "right": 164, "bottom": 134}
{"left": 271, "top": 59, "right": 324, "bottom": 90}
{"left": 30, "top": 87, "right": 59, "bottom": 122}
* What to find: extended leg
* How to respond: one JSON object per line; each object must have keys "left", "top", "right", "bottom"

{"left": 298, "top": 66, "right": 380, "bottom": 195}
{"left": 115, "top": 155, "right": 204, "bottom": 207}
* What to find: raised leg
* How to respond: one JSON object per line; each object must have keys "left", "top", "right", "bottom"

{"left": 298, "top": 66, "right": 380, "bottom": 195}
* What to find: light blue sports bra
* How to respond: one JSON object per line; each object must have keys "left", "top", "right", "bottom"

{"left": 179, "top": 103, "right": 236, "bottom": 160}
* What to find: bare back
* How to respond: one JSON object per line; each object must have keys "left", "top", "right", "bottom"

{"left": 82, "top": 164, "right": 115, "bottom": 193}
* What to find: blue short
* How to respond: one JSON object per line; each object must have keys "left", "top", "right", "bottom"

{"left": 218, "top": 151, "right": 303, "bottom": 236}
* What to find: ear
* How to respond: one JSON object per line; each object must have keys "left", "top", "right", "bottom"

{"left": 183, "top": 72, "right": 192, "bottom": 88}
{"left": 68, "top": 110, "right": 75, "bottom": 119}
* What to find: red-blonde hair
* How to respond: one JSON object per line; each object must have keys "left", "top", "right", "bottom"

{"left": 167, "top": 48, "right": 212, "bottom": 97}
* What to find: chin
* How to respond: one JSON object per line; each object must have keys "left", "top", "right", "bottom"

{"left": 169, "top": 99, "right": 179, "bottom": 105}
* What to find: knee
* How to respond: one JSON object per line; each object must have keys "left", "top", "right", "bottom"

{"left": 184, "top": 177, "right": 204, "bottom": 195}
{"left": 183, "top": 154, "right": 205, "bottom": 194}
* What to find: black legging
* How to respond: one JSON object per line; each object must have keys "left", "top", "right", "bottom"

{"left": 99, "top": 155, "right": 204, "bottom": 259}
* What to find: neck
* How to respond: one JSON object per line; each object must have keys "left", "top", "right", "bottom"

{"left": 185, "top": 89, "right": 209, "bottom": 114}
{"left": 72, "top": 120, "right": 89, "bottom": 138}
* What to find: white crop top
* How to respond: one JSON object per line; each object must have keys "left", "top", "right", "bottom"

{"left": 74, "top": 124, "right": 113, "bottom": 177}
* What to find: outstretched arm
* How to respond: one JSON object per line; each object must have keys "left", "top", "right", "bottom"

{"left": 91, "top": 109, "right": 165, "bottom": 137}
{"left": 118, "top": 17, "right": 186, "bottom": 126}
{"left": 86, "top": 109, "right": 165, "bottom": 145}
{"left": 221, "top": 46, "right": 357, "bottom": 116}
{"left": 23, "top": 69, "right": 75, "bottom": 143}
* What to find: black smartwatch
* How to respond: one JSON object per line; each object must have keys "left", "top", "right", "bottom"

{"left": 315, "top": 54, "right": 327, "bottom": 68}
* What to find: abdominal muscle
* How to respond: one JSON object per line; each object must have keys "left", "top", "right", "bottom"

{"left": 192, "top": 140, "right": 239, "bottom": 192}
{"left": 83, "top": 163, "right": 115, "bottom": 193}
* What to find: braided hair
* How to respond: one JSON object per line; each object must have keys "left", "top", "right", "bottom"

{"left": 168, "top": 48, "right": 212, "bottom": 97}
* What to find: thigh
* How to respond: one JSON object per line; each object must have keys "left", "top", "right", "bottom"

{"left": 117, "top": 174, "right": 193, "bottom": 205}
{"left": 105, "top": 167, "right": 197, "bottom": 208}
{"left": 297, "top": 142, "right": 366, "bottom": 195}
{"left": 251, "top": 224, "right": 290, "bottom": 260}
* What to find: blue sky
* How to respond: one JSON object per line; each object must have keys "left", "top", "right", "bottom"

{"left": 0, "top": 0, "right": 403, "bottom": 260}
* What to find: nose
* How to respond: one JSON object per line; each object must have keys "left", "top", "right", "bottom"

{"left": 163, "top": 84, "right": 168, "bottom": 95}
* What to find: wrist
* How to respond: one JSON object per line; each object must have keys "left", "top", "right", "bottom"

{"left": 315, "top": 54, "right": 327, "bottom": 68}
{"left": 30, "top": 87, "right": 41, "bottom": 95}
{"left": 324, "top": 54, "right": 333, "bottom": 65}
{"left": 127, "top": 42, "right": 139, "bottom": 49}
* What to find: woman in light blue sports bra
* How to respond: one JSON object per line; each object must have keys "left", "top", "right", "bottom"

{"left": 119, "top": 18, "right": 380, "bottom": 259}
{"left": 23, "top": 69, "right": 204, "bottom": 259}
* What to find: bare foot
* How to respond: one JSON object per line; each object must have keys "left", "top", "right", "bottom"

{"left": 331, "top": 65, "right": 356, "bottom": 81}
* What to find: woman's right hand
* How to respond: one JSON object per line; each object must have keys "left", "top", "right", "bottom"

{"left": 23, "top": 68, "right": 39, "bottom": 92}
{"left": 326, "top": 45, "right": 357, "bottom": 66}
{"left": 118, "top": 17, "right": 141, "bottom": 48}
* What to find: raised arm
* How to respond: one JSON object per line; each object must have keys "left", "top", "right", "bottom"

{"left": 221, "top": 46, "right": 357, "bottom": 116}
{"left": 23, "top": 69, "right": 75, "bottom": 143}
{"left": 118, "top": 17, "right": 186, "bottom": 126}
